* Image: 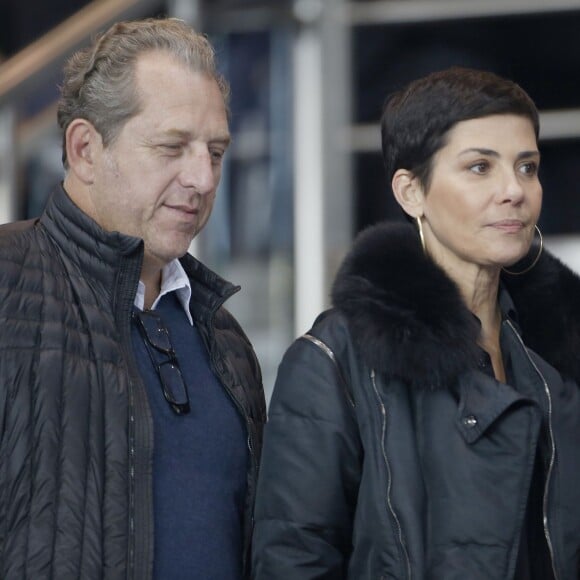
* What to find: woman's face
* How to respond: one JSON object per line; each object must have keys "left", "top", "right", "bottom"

{"left": 420, "top": 114, "right": 542, "bottom": 274}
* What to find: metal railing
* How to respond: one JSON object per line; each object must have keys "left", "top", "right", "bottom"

{"left": 0, "top": 0, "right": 164, "bottom": 223}
{"left": 0, "top": 0, "right": 164, "bottom": 104}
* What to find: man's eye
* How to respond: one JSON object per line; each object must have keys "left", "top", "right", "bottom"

{"left": 160, "top": 144, "right": 182, "bottom": 152}
{"left": 210, "top": 150, "right": 225, "bottom": 163}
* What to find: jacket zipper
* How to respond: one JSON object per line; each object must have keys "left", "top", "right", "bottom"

{"left": 211, "top": 347, "right": 257, "bottom": 575}
{"left": 505, "top": 320, "right": 558, "bottom": 580}
{"left": 193, "top": 287, "right": 256, "bottom": 467}
{"left": 128, "top": 391, "right": 136, "bottom": 578}
{"left": 203, "top": 308, "right": 258, "bottom": 574}
{"left": 205, "top": 314, "right": 257, "bottom": 459}
{"left": 116, "top": 252, "right": 151, "bottom": 580}
{"left": 299, "top": 335, "right": 409, "bottom": 574}
{"left": 370, "top": 369, "right": 412, "bottom": 579}
{"left": 209, "top": 347, "right": 257, "bottom": 464}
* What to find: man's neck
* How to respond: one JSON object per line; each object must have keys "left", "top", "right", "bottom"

{"left": 140, "top": 259, "right": 163, "bottom": 310}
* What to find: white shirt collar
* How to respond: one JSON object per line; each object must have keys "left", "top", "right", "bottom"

{"left": 134, "top": 258, "right": 193, "bottom": 325}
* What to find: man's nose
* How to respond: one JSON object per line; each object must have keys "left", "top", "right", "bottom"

{"left": 179, "top": 147, "right": 217, "bottom": 194}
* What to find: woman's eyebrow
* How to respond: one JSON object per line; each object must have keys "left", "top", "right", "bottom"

{"left": 458, "top": 147, "right": 499, "bottom": 157}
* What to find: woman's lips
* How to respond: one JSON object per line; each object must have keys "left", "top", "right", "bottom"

{"left": 489, "top": 219, "right": 526, "bottom": 233}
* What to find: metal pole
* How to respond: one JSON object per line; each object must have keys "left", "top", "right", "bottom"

{"left": 0, "top": 106, "right": 16, "bottom": 224}
{"left": 293, "top": 0, "right": 326, "bottom": 336}
{"left": 292, "top": 0, "right": 352, "bottom": 336}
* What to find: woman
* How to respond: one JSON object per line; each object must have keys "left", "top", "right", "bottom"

{"left": 252, "top": 67, "right": 580, "bottom": 579}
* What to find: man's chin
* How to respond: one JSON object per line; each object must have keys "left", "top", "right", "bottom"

{"left": 143, "top": 244, "right": 192, "bottom": 269}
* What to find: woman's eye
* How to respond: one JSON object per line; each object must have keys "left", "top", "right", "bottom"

{"left": 519, "top": 161, "right": 538, "bottom": 176}
{"left": 469, "top": 162, "right": 488, "bottom": 174}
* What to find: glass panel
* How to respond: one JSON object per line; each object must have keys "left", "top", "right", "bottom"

{"left": 198, "top": 28, "right": 295, "bottom": 401}
{"left": 353, "top": 10, "right": 580, "bottom": 124}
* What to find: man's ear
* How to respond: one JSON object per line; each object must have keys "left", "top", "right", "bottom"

{"left": 391, "top": 169, "right": 425, "bottom": 218}
{"left": 65, "top": 119, "right": 102, "bottom": 184}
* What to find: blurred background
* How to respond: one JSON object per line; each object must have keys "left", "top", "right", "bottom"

{"left": 2, "top": 0, "right": 580, "bottom": 401}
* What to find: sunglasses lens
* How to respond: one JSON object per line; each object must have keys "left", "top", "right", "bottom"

{"left": 159, "top": 363, "right": 188, "bottom": 405}
{"left": 139, "top": 314, "right": 172, "bottom": 351}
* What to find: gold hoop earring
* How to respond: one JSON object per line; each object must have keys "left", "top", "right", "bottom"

{"left": 416, "top": 216, "right": 426, "bottom": 254}
{"left": 502, "top": 224, "right": 543, "bottom": 276}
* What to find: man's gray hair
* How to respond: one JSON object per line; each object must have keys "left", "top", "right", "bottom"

{"left": 57, "top": 17, "right": 230, "bottom": 167}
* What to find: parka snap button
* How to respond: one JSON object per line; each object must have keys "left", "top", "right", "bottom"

{"left": 463, "top": 415, "right": 478, "bottom": 428}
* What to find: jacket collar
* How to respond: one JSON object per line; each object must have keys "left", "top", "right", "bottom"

{"left": 180, "top": 253, "right": 239, "bottom": 324}
{"left": 332, "top": 221, "right": 580, "bottom": 389}
{"left": 40, "top": 185, "right": 238, "bottom": 318}
{"left": 40, "top": 184, "right": 143, "bottom": 304}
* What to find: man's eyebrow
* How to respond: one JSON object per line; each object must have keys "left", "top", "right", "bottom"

{"left": 209, "top": 134, "right": 232, "bottom": 147}
{"left": 157, "top": 128, "right": 231, "bottom": 146}
{"left": 157, "top": 128, "right": 189, "bottom": 139}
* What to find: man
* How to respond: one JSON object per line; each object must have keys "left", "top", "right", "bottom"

{"left": 0, "top": 17, "right": 266, "bottom": 580}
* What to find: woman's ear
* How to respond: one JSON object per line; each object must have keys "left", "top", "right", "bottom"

{"left": 65, "top": 119, "right": 102, "bottom": 184}
{"left": 391, "top": 169, "right": 425, "bottom": 218}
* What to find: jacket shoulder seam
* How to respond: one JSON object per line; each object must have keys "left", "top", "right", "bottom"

{"left": 300, "top": 333, "right": 355, "bottom": 408}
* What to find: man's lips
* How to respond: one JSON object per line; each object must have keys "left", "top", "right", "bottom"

{"left": 165, "top": 203, "right": 198, "bottom": 215}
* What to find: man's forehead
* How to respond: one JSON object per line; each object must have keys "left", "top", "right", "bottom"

{"left": 119, "top": 55, "right": 230, "bottom": 143}
{"left": 133, "top": 50, "right": 207, "bottom": 84}
{"left": 132, "top": 52, "right": 222, "bottom": 105}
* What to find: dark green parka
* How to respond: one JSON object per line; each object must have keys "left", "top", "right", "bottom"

{"left": 253, "top": 222, "right": 580, "bottom": 579}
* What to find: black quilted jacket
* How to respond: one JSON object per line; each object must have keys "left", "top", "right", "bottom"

{"left": 0, "top": 185, "right": 266, "bottom": 579}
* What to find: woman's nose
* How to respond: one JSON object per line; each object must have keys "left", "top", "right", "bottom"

{"left": 500, "top": 170, "right": 525, "bottom": 204}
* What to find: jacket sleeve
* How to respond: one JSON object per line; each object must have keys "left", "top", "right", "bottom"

{"left": 252, "top": 327, "right": 362, "bottom": 579}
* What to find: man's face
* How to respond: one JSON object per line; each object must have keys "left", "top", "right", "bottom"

{"left": 87, "top": 51, "right": 230, "bottom": 271}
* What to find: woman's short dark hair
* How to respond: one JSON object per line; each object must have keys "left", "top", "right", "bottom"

{"left": 380, "top": 66, "right": 539, "bottom": 190}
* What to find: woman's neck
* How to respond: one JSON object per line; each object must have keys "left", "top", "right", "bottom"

{"left": 433, "top": 254, "right": 506, "bottom": 381}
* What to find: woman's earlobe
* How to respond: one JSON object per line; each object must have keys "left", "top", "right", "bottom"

{"left": 391, "top": 169, "right": 424, "bottom": 218}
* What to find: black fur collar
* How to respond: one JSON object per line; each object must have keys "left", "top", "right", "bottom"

{"left": 331, "top": 221, "right": 580, "bottom": 389}
{"left": 503, "top": 245, "right": 580, "bottom": 384}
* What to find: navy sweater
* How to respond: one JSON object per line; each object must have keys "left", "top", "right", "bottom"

{"left": 131, "top": 293, "right": 248, "bottom": 580}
